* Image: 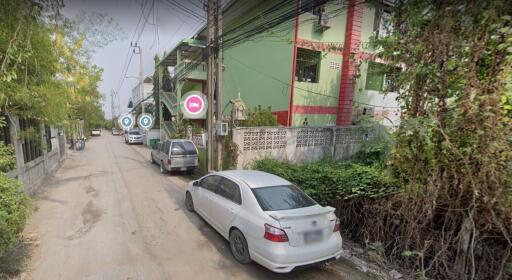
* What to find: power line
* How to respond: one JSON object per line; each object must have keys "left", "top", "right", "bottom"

{"left": 136, "top": 0, "right": 156, "bottom": 41}
{"left": 114, "top": 0, "right": 152, "bottom": 95}
{"left": 226, "top": 53, "right": 399, "bottom": 109}
{"left": 170, "top": 0, "right": 366, "bottom": 93}
{"left": 162, "top": 0, "right": 205, "bottom": 22}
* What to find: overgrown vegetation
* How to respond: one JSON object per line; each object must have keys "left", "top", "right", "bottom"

{"left": 255, "top": 2, "right": 512, "bottom": 278}
{"left": 0, "top": 173, "right": 29, "bottom": 256}
{"left": 239, "top": 105, "right": 277, "bottom": 127}
{"left": 0, "top": 139, "right": 29, "bottom": 256}
{"left": 253, "top": 159, "right": 397, "bottom": 205}
{"left": 0, "top": 0, "right": 119, "bottom": 135}
{"left": 345, "top": 1, "right": 512, "bottom": 279}
{"left": 0, "top": 0, "right": 120, "bottom": 258}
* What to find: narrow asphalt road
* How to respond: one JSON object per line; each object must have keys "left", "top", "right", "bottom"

{"left": 24, "top": 132, "right": 370, "bottom": 280}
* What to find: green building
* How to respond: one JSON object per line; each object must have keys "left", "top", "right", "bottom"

{"left": 155, "top": 0, "right": 399, "bottom": 140}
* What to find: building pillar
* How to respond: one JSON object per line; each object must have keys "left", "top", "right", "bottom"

{"left": 288, "top": 0, "right": 301, "bottom": 127}
{"left": 8, "top": 115, "right": 24, "bottom": 178}
{"left": 40, "top": 122, "right": 49, "bottom": 175}
{"left": 336, "top": 0, "right": 365, "bottom": 126}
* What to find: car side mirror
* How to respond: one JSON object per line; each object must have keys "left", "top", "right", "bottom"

{"left": 192, "top": 180, "right": 199, "bottom": 186}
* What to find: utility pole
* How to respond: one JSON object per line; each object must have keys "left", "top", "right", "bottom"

{"left": 132, "top": 42, "right": 144, "bottom": 115}
{"left": 206, "top": 0, "right": 215, "bottom": 172}
{"left": 215, "top": 0, "right": 223, "bottom": 170}
{"left": 206, "top": 0, "right": 223, "bottom": 171}
{"left": 110, "top": 89, "right": 116, "bottom": 120}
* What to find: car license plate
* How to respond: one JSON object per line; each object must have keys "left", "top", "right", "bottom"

{"left": 303, "top": 229, "right": 323, "bottom": 244}
{"left": 180, "top": 167, "right": 187, "bottom": 171}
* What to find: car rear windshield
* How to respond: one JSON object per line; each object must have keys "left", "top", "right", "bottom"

{"left": 251, "top": 185, "right": 316, "bottom": 211}
{"left": 171, "top": 141, "right": 197, "bottom": 155}
{"left": 129, "top": 131, "right": 141, "bottom": 135}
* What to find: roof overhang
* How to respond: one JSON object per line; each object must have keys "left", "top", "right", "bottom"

{"left": 157, "top": 39, "right": 206, "bottom": 68}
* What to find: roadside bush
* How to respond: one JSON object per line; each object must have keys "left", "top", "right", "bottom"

{"left": 0, "top": 173, "right": 29, "bottom": 256}
{"left": 252, "top": 159, "right": 397, "bottom": 206}
{"left": 0, "top": 142, "right": 15, "bottom": 173}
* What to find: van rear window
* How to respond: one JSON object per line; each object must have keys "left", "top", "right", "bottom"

{"left": 171, "top": 141, "right": 197, "bottom": 155}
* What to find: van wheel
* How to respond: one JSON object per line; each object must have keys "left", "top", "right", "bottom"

{"left": 229, "top": 229, "right": 251, "bottom": 264}
{"left": 160, "top": 162, "right": 167, "bottom": 174}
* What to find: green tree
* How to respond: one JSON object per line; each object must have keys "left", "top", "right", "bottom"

{"left": 366, "top": 1, "right": 512, "bottom": 278}
{"left": 239, "top": 106, "right": 277, "bottom": 127}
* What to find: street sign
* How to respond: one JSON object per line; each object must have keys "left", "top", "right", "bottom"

{"left": 181, "top": 91, "right": 207, "bottom": 119}
{"left": 119, "top": 114, "right": 135, "bottom": 130}
{"left": 137, "top": 114, "right": 154, "bottom": 130}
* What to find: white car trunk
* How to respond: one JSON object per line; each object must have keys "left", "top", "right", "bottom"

{"left": 268, "top": 205, "right": 336, "bottom": 247}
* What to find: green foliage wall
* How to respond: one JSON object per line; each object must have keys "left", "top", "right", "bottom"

{"left": 252, "top": 159, "right": 397, "bottom": 206}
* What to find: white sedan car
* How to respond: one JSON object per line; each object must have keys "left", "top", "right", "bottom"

{"left": 185, "top": 170, "right": 342, "bottom": 273}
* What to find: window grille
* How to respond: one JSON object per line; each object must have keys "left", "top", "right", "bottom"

{"left": 296, "top": 48, "right": 321, "bottom": 83}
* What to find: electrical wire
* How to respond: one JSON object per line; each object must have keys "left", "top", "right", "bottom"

{"left": 165, "top": 0, "right": 394, "bottom": 110}
{"left": 226, "top": 53, "right": 399, "bottom": 109}
{"left": 114, "top": 0, "right": 154, "bottom": 96}
{"left": 162, "top": 0, "right": 206, "bottom": 22}
{"left": 174, "top": 0, "right": 352, "bottom": 79}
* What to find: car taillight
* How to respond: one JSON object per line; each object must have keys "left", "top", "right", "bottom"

{"left": 333, "top": 218, "right": 341, "bottom": 232}
{"left": 264, "top": 223, "right": 288, "bottom": 242}
{"left": 167, "top": 159, "right": 171, "bottom": 165}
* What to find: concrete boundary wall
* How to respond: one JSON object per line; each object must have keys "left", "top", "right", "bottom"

{"left": 7, "top": 116, "right": 65, "bottom": 193}
{"left": 232, "top": 125, "right": 380, "bottom": 169}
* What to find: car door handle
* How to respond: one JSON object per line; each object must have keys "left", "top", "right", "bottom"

{"left": 228, "top": 208, "right": 234, "bottom": 214}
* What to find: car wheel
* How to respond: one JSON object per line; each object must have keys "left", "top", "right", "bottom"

{"left": 160, "top": 162, "right": 167, "bottom": 174}
{"left": 229, "top": 229, "right": 251, "bottom": 264}
{"left": 185, "top": 192, "right": 194, "bottom": 212}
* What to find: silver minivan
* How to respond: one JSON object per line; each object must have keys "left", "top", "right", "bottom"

{"left": 151, "top": 139, "right": 199, "bottom": 174}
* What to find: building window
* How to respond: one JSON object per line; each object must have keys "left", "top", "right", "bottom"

{"left": 365, "top": 62, "right": 400, "bottom": 92}
{"left": 365, "top": 62, "right": 386, "bottom": 91}
{"left": 373, "top": 8, "right": 393, "bottom": 38}
{"left": 296, "top": 48, "right": 321, "bottom": 83}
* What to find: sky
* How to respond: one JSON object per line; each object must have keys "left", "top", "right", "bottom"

{"left": 62, "top": 0, "right": 207, "bottom": 119}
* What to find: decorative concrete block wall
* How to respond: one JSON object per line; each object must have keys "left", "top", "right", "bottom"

{"left": 232, "top": 125, "right": 378, "bottom": 169}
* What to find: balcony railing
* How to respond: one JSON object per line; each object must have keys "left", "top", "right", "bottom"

{"left": 174, "top": 62, "right": 207, "bottom": 80}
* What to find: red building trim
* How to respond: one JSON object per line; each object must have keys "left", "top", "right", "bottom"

{"left": 288, "top": 0, "right": 300, "bottom": 127}
{"left": 292, "top": 105, "right": 338, "bottom": 115}
{"left": 336, "top": 0, "right": 365, "bottom": 126}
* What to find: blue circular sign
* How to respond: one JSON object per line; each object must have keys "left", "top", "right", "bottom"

{"left": 137, "top": 114, "right": 154, "bottom": 130}
{"left": 119, "top": 114, "right": 134, "bottom": 130}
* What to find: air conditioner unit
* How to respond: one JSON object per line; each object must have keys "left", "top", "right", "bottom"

{"left": 216, "top": 122, "right": 229, "bottom": 136}
{"left": 315, "top": 15, "right": 331, "bottom": 32}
